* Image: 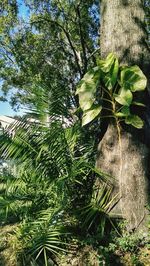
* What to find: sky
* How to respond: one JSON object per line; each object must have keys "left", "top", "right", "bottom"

{"left": 0, "top": 0, "right": 29, "bottom": 117}
{"left": 0, "top": 95, "right": 18, "bottom": 116}
{"left": 0, "top": 91, "right": 25, "bottom": 116}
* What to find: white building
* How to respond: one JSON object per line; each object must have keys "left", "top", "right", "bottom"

{"left": 0, "top": 115, "right": 17, "bottom": 173}
{"left": 0, "top": 115, "right": 16, "bottom": 130}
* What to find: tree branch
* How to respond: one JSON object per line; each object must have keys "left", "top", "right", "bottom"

{"left": 75, "top": 5, "right": 88, "bottom": 74}
{"left": 31, "top": 16, "right": 83, "bottom": 77}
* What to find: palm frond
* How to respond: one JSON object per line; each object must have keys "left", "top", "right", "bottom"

{"left": 78, "top": 180, "right": 116, "bottom": 237}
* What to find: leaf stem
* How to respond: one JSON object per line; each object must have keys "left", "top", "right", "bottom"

{"left": 102, "top": 97, "right": 113, "bottom": 104}
{"left": 102, "top": 86, "right": 112, "bottom": 98}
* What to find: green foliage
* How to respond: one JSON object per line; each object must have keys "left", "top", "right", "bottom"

{"left": 115, "top": 233, "right": 144, "bottom": 253}
{"left": 125, "top": 115, "right": 144, "bottom": 129}
{"left": 114, "top": 231, "right": 149, "bottom": 254}
{"left": 76, "top": 53, "right": 147, "bottom": 128}
{"left": 79, "top": 182, "right": 114, "bottom": 237}
{"left": 14, "top": 216, "right": 69, "bottom": 266}
{"left": 76, "top": 67, "right": 100, "bottom": 111}
{"left": 119, "top": 65, "right": 147, "bottom": 92}
{"left": 106, "top": 220, "right": 150, "bottom": 254}
{"left": 97, "top": 53, "right": 116, "bottom": 73}
{"left": 0, "top": 110, "right": 113, "bottom": 264}
{"left": 0, "top": 0, "right": 99, "bottom": 114}
{"left": 82, "top": 105, "right": 102, "bottom": 126}
{"left": 114, "top": 87, "right": 133, "bottom": 106}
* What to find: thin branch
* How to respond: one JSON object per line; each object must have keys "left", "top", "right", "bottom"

{"left": 31, "top": 16, "right": 82, "bottom": 77}
{"left": 0, "top": 50, "right": 15, "bottom": 64}
{"left": 75, "top": 5, "right": 88, "bottom": 74}
{"left": 87, "top": 47, "right": 100, "bottom": 61}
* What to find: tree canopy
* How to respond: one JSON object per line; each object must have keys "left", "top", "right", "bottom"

{"left": 0, "top": 0, "right": 99, "bottom": 115}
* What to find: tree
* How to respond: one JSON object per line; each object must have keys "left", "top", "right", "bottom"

{"left": 96, "top": 0, "right": 150, "bottom": 233}
{"left": 0, "top": 0, "right": 99, "bottom": 116}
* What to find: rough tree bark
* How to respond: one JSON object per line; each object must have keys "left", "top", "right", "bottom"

{"left": 96, "top": 0, "right": 150, "bottom": 233}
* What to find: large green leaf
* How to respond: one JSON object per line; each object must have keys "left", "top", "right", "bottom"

{"left": 76, "top": 67, "right": 101, "bottom": 111}
{"left": 115, "top": 106, "right": 130, "bottom": 117}
{"left": 103, "top": 58, "right": 119, "bottom": 90}
{"left": 125, "top": 115, "right": 144, "bottom": 128}
{"left": 120, "top": 65, "right": 147, "bottom": 92}
{"left": 82, "top": 105, "right": 102, "bottom": 126}
{"left": 97, "top": 53, "right": 115, "bottom": 73}
{"left": 114, "top": 87, "right": 133, "bottom": 106}
{"left": 78, "top": 91, "right": 96, "bottom": 111}
{"left": 76, "top": 67, "right": 100, "bottom": 94}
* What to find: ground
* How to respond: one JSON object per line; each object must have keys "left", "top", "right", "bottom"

{"left": 0, "top": 224, "right": 150, "bottom": 266}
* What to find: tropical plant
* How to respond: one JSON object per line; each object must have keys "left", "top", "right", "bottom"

{"left": 13, "top": 212, "right": 71, "bottom": 266}
{"left": 76, "top": 53, "right": 147, "bottom": 128}
{"left": 75, "top": 53, "right": 147, "bottom": 176}
{"left": 0, "top": 108, "right": 114, "bottom": 265}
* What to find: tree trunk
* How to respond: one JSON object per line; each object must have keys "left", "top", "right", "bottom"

{"left": 97, "top": 0, "right": 150, "bottom": 233}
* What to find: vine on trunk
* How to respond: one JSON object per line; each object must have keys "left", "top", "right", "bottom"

{"left": 76, "top": 53, "right": 147, "bottom": 129}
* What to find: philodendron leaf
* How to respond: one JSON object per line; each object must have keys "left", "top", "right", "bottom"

{"left": 103, "top": 58, "right": 119, "bottom": 90}
{"left": 120, "top": 65, "right": 147, "bottom": 92}
{"left": 97, "top": 53, "right": 115, "bottom": 73}
{"left": 76, "top": 67, "right": 101, "bottom": 111}
{"left": 76, "top": 66, "right": 100, "bottom": 94}
{"left": 78, "top": 91, "right": 95, "bottom": 111}
{"left": 125, "top": 115, "right": 144, "bottom": 128}
{"left": 82, "top": 105, "right": 102, "bottom": 126}
{"left": 115, "top": 106, "right": 130, "bottom": 117}
{"left": 114, "top": 88, "right": 133, "bottom": 106}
